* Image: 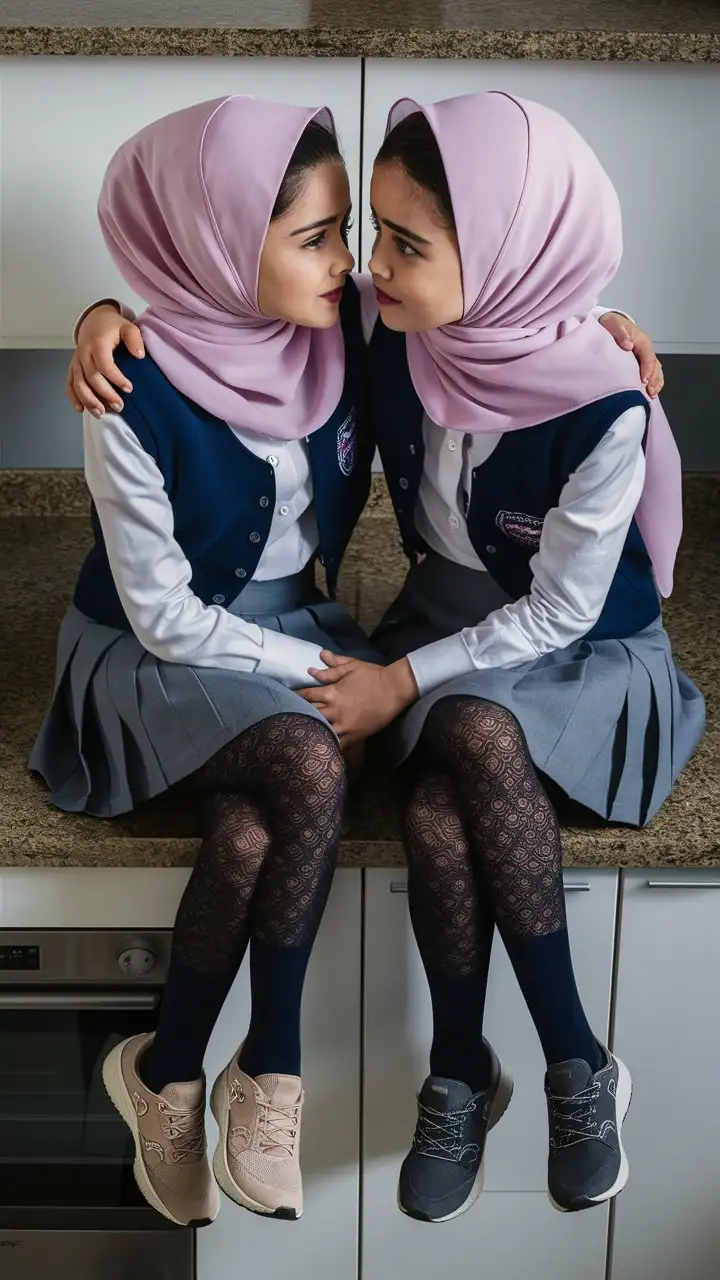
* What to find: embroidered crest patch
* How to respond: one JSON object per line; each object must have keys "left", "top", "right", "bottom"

{"left": 337, "top": 410, "right": 356, "bottom": 477}
{"left": 495, "top": 509, "right": 544, "bottom": 548}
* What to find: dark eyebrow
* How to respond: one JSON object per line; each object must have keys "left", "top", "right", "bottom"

{"left": 290, "top": 209, "right": 348, "bottom": 237}
{"left": 371, "top": 205, "right": 431, "bottom": 246}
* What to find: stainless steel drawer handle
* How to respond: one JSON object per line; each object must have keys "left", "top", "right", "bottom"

{"left": 0, "top": 990, "right": 159, "bottom": 1011}
{"left": 390, "top": 881, "right": 591, "bottom": 894}
{"left": 646, "top": 880, "right": 720, "bottom": 890}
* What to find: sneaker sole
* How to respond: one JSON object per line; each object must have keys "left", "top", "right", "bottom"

{"left": 102, "top": 1039, "right": 219, "bottom": 1228}
{"left": 398, "top": 1064, "right": 515, "bottom": 1224}
{"left": 548, "top": 1056, "right": 633, "bottom": 1214}
{"left": 210, "top": 1071, "right": 303, "bottom": 1221}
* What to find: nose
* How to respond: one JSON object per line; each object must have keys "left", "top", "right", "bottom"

{"left": 368, "top": 238, "right": 390, "bottom": 280}
{"left": 333, "top": 241, "right": 355, "bottom": 278}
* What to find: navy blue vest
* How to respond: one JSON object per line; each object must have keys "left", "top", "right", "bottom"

{"left": 74, "top": 279, "right": 372, "bottom": 630}
{"left": 368, "top": 323, "right": 660, "bottom": 642}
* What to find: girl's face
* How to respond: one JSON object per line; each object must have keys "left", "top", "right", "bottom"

{"left": 258, "top": 161, "right": 354, "bottom": 328}
{"left": 368, "top": 161, "right": 464, "bottom": 333}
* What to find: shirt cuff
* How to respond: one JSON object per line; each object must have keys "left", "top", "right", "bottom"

{"left": 407, "top": 633, "right": 477, "bottom": 698}
{"left": 257, "top": 627, "right": 326, "bottom": 690}
{"left": 592, "top": 305, "right": 634, "bottom": 324}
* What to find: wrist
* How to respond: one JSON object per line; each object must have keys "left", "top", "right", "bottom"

{"left": 386, "top": 658, "right": 419, "bottom": 712}
{"left": 78, "top": 302, "right": 122, "bottom": 345}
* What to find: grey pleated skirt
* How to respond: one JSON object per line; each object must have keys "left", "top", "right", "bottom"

{"left": 372, "top": 552, "right": 705, "bottom": 828}
{"left": 30, "top": 566, "right": 379, "bottom": 818}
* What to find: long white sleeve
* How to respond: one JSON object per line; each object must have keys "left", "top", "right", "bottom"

{"left": 83, "top": 411, "right": 325, "bottom": 688}
{"left": 408, "top": 406, "right": 648, "bottom": 696}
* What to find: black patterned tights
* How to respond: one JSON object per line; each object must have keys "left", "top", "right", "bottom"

{"left": 177, "top": 712, "right": 347, "bottom": 971}
{"left": 403, "top": 695, "right": 599, "bottom": 1081}
{"left": 143, "top": 712, "right": 347, "bottom": 1091}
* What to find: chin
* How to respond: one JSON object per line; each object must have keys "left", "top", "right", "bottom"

{"left": 377, "top": 307, "right": 413, "bottom": 332}
{"left": 306, "top": 306, "right": 342, "bottom": 329}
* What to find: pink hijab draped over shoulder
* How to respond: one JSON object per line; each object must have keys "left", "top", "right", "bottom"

{"left": 98, "top": 94, "right": 345, "bottom": 440}
{"left": 382, "top": 91, "right": 682, "bottom": 596}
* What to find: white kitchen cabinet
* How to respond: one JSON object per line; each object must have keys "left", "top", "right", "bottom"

{"left": 0, "top": 58, "right": 362, "bottom": 345}
{"left": 362, "top": 61, "right": 720, "bottom": 352}
{"left": 361, "top": 868, "right": 615, "bottom": 1280}
{"left": 609, "top": 869, "right": 720, "bottom": 1280}
{"left": 0, "top": 867, "right": 191, "bottom": 928}
{"left": 198, "top": 869, "right": 362, "bottom": 1280}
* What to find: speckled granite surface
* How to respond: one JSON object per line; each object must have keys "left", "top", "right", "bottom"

{"left": 1, "top": 0, "right": 719, "bottom": 60}
{"left": 0, "top": 473, "right": 717, "bottom": 868}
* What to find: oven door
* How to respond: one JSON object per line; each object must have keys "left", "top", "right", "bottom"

{"left": 0, "top": 988, "right": 194, "bottom": 1280}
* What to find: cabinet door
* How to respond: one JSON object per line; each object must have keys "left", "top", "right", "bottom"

{"left": 0, "top": 57, "right": 362, "bottom": 345}
{"left": 198, "top": 870, "right": 362, "bottom": 1280}
{"left": 361, "top": 868, "right": 614, "bottom": 1280}
{"left": 610, "top": 869, "right": 720, "bottom": 1280}
{"left": 362, "top": 61, "right": 720, "bottom": 352}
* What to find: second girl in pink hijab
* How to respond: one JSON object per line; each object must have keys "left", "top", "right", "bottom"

{"left": 301, "top": 92, "right": 705, "bottom": 1223}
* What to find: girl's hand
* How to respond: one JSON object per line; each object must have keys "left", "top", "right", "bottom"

{"left": 65, "top": 304, "right": 145, "bottom": 417}
{"left": 598, "top": 312, "right": 664, "bottom": 398}
{"left": 298, "top": 651, "right": 418, "bottom": 748}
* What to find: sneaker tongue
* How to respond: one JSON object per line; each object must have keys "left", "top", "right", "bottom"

{"left": 255, "top": 1073, "right": 302, "bottom": 1108}
{"left": 547, "top": 1058, "right": 594, "bottom": 1098}
{"left": 420, "top": 1076, "right": 474, "bottom": 1111}
{"left": 160, "top": 1079, "right": 204, "bottom": 1111}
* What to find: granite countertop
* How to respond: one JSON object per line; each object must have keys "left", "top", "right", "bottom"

{"left": 1, "top": 1, "right": 719, "bottom": 60}
{"left": 0, "top": 472, "right": 717, "bottom": 870}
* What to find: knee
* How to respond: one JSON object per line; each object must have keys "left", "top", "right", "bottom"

{"left": 204, "top": 793, "right": 272, "bottom": 872}
{"left": 258, "top": 716, "right": 345, "bottom": 824}
{"left": 424, "top": 696, "right": 525, "bottom": 776}
{"left": 403, "top": 769, "right": 469, "bottom": 870}
{"left": 264, "top": 714, "right": 347, "bottom": 803}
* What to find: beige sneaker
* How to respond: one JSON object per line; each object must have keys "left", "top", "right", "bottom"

{"left": 210, "top": 1053, "right": 304, "bottom": 1219}
{"left": 102, "top": 1032, "right": 220, "bottom": 1227}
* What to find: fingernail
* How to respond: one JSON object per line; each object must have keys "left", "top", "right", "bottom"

{"left": 123, "top": 382, "right": 133, "bottom": 392}
{"left": 92, "top": 409, "right": 103, "bottom": 419}
{"left": 110, "top": 402, "right": 123, "bottom": 412}
{"left": 134, "top": 349, "right": 144, "bottom": 358}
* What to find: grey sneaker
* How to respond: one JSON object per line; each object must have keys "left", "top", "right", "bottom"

{"left": 546, "top": 1044, "right": 632, "bottom": 1212}
{"left": 398, "top": 1040, "right": 514, "bottom": 1223}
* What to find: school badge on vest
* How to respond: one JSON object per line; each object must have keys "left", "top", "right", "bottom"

{"left": 337, "top": 410, "right": 356, "bottom": 476}
{"left": 495, "top": 510, "right": 544, "bottom": 548}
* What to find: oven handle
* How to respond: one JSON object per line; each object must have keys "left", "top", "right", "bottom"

{"left": 0, "top": 990, "right": 160, "bottom": 1010}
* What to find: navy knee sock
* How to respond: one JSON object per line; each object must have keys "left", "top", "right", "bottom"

{"left": 502, "top": 928, "right": 603, "bottom": 1071}
{"left": 427, "top": 968, "right": 493, "bottom": 1093}
{"left": 141, "top": 953, "right": 237, "bottom": 1093}
{"left": 238, "top": 938, "right": 313, "bottom": 1079}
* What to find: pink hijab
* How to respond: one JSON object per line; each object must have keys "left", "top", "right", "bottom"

{"left": 383, "top": 91, "right": 682, "bottom": 596}
{"left": 98, "top": 95, "right": 345, "bottom": 440}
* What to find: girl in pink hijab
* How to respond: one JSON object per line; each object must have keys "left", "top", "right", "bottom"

{"left": 32, "top": 94, "right": 381, "bottom": 1229}
{"left": 300, "top": 93, "right": 705, "bottom": 1222}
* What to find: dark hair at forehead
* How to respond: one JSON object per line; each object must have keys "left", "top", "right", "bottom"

{"left": 375, "top": 110, "right": 456, "bottom": 231}
{"left": 271, "top": 119, "right": 344, "bottom": 221}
